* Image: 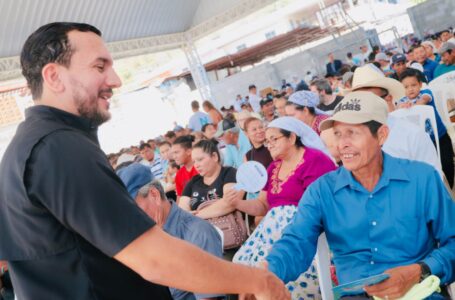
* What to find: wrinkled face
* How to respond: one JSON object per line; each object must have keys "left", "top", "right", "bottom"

{"left": 274, "top": 98, "right": 287, "bottom": 117}
{"left": 159, "top": 144, "right": 171, "bottom": 161}
{"left": 245, "top": 119, "right": 266, "bottom": 145}
{"left": 192, "top": 147, "right": 218, "bottom": 176}
{"left": 265, "top": 127, "right": 294, "bottom": 160}
{"left": 401, "top": 76, "right": 422, "bottom": 100}
{"left": 413, "top": 46, "right": 427, "bottom": 64}
{"left": 171, "top": 144, "right": 191, "bottom": 166}
{"left": 392, "top": 61, "right": 406, "bottom": 75}
{"left": 203, "top": 124, "right": 217, "bottom": 139}
{"left": 140, "top": 146, "right": 154, "bottom": 162}
{"left": 333, "top": 122, "right": 385, "bottom": 173}
{"left": 60, "top": 31, "right": 121, "bottom": 125}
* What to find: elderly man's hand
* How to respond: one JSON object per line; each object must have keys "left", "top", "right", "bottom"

{"left": 240, "top": 262, "right": 290, "bottom": 300}
{"left": 253, "top": 270, "right": 290, "bottom": 300}
{"left": 364, "top": 264, "right": 421, "bottom": 299}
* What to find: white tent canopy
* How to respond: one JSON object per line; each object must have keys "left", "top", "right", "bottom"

{"left": 0, "top": 0, "right": 276, "bottom": 80}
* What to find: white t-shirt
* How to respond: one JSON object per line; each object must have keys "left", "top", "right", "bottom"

{"left": 248, "top": 93, "right": 261, "bottom": 113}
{"left": 384, "top": 115, "right": 442, "bottom": 176}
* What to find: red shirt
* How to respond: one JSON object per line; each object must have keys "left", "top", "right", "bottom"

{"left": 175, "top": 165, "right": 198, "bottom": 196}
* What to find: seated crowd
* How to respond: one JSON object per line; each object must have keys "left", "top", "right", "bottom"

{"left": 100, "top": 28, "right": 455, "bottom": 300}
{"left": 3, "top": 23, "right": 454, "bottom": 300}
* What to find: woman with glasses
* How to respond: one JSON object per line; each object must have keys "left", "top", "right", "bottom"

{"left": 228, "top": 117, "right": 336, "bottom": 299}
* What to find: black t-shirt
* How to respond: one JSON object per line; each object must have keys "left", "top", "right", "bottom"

{"left": 245, "top": 144, "right": 273, "bottom": 169}
{"left": 182, "top": 166, "right": 237, "bottom": 210}
{"left": 0, "top": 106, "right": 171, "bottom": 300}
{"left": 317, "top": 95, "right": 344, "bottom": 111}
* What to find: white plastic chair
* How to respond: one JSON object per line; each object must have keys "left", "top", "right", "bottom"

{"left": 430, "top": 71, "right": 455, "bottom": 85}
{"left": 315, "top": 233, "right": 334, "bottom": 300}
{"left": 428, "top": 82, "right": 455, "bottom": 143}
{"left": 390, "top": 106, "right": 441, "bottom": 164}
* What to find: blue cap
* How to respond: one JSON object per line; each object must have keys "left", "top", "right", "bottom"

{"left": 391, "top": 53, "right": 406, "bottom": 65}
{"left": 117, "top": 163, "right": 153, "bottom": 199}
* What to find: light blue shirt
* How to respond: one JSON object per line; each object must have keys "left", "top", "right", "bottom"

{"left": 267, "top": 153, "right": 455, "bottom": 286}
{"left": 223, "top": 132, "right": 251, "bottom": 169}
{"left": 188, "top": 111, "right": 212, "bottom": 132}
{"left": 163, "top": 202, "right": 223, "bottom": 300}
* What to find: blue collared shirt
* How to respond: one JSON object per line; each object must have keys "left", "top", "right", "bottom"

{"left": 267, "top": 153, "right": 455, "bottom": 285}
{"left": 422, "top": 58, "right": 438, "bottom": 82}
{"left": 163, "top": 202, "right": 223, "bottom": 300}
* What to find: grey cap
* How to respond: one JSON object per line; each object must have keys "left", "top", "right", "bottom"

{"left": 439, "top": 42, "right": 455, "bottom": 54}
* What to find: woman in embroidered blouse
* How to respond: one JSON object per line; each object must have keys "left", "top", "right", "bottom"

{"left": 227, "top": 117, "right": 336, "bottom": 299}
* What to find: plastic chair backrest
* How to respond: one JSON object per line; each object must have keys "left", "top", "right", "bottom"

{"left": 428, "top": 82, "right": 455, "bottom": 141}
{"left": 390, "top": 106, "right": 441, "bottom": 164}
{"left": 430, "top": 71, "right": 455, "bottom": 85}
{"left": 315, "top": 233, "right": 334, "bottom": 300}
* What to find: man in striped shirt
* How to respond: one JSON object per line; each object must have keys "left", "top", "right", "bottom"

{"left": 140, "top": 143, "right": 164, "bottom": 180}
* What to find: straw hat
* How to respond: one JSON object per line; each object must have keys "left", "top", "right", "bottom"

{"left": 351, "top": 64, "right": 405, "bottom": 101}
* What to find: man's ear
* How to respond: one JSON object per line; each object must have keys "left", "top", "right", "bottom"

{"left": 41, "top": 63, "right": 65, "bottom": 94}
{"left": 149, "top": 187, "right": 162, "bottom": 205}
{"left": 377, "top": 125, "right": 390, "bottom": 146}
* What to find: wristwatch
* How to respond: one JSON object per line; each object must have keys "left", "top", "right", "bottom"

{"left": 417, "top": 261, "right": 431, "bottom": 281}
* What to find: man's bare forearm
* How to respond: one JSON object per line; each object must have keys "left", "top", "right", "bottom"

{"left": 114, "top": 226, "right": 270, "bottom": 295}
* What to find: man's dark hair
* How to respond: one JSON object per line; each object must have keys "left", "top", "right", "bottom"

{"left": 20, "top": 22, "right": 102, "bottom": 99}
{"left": 363, "top": 120, "right": 383, "bottom": 137}
{"left": 164, "top": 131, "right": 176, "bottom": 139}
{"left": 173, "top": 135, "right": 195, "bottom": 150}
{"left": 310, "top": 79, "right": 333, "bottom": 95}
{"left": 139, "top": 143, "right": 151, "bottom": 151}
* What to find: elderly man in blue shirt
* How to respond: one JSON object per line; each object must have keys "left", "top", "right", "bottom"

{"left": 118, "top": 163, "right": 224, "bottom": 300}
{"left": 265, "top": 91, "right": 455, "bottom": 299}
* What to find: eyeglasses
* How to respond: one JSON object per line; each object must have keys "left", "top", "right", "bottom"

{"left": 264, "top": 135, "right": 286, "bottom": 147}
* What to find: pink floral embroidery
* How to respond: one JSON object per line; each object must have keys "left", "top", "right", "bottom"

{"left": 270, "top": 158, "right": 305, "bottom": 194}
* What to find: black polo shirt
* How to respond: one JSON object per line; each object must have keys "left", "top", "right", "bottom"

{"left": 0, "top": 106, "right": 171, "bottom": 300}
{"left": 245, "top": 144, "right": 273, "bottom": 169}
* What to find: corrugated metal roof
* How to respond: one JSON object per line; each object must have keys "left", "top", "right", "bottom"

{"left": 0, "top": 0, "right": 206, "bottom": 58}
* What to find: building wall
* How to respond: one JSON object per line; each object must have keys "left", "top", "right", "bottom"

{"left": 407, "top": 0, "right": 455, "bottom": 39}
{"left": 210, "top": 27, "right": 370, "bottom": 107}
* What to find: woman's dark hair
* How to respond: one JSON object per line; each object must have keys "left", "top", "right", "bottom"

{"left": 288, "top": 103, "right": 316, "bottom": 116}
{"left": 399, "top": 67, "right": 426, "bottom": 83}
{"left": 279, "top": 129, "right": 304, "bottom": 148}
{"left": 20, "top": 22, "right": 102, "bottom": 99}
{"left": 173, "top": 135, "right": 195, "bottom": 150}
{"left": 193, "top": 139, "right": 221, "bottom": 163}
{"left": 362, "top": 120, "right": 383, "bottom": 137}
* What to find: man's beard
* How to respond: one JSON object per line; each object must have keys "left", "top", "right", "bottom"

{"left": 71, "top": 79, "right": 112, "bottom": 126}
